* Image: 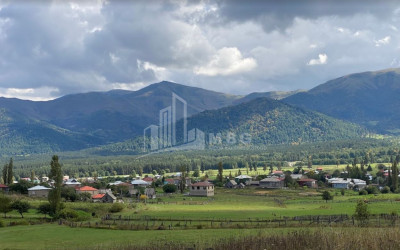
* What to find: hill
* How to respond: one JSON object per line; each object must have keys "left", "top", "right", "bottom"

{"left": 0, "top": 81, "right": 241, "bottom": 154}
{"left": 187, "top": 97, "right": 367, "bottom": 145}
{"left": 234, "top": 89, "right": 305, "bottom": 105}
{"left": 284, "top": 68, "right": 400, "bottom": 134}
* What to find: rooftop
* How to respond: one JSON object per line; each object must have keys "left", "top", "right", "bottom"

{"left": 191, "top": 182, "right": 214, "bottom": 187}
{"left": 92, "top": 194, "right": 105, "bottom": 199}
{"left": 28, "top": 185, "right": 51, "bottom": 191}
{"left": 79, "top": 186, "right": 98, "bottom": 191}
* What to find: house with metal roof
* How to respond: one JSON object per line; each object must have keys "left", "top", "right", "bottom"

{"left": 131, "top": 179, "right": 150, "bottom": 187}
{"left": 259, "top": 177, "right": 284, "bottom": 189}
{"left": 28, "top": 185, "right": 51, "bottom": 198}
{"left": 234, "top": 175, "right": 252, "bottom": 184}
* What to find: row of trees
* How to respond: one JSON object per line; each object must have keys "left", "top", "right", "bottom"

{"left": 2, "top": 158, "right": 13, "bottom": 185}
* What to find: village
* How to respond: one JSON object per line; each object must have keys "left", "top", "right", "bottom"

{"left": 3, "top": 162, "right": 394, "bottom": 204}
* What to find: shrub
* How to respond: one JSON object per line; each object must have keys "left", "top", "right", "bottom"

{"left": 58, "top": 208, "right": 90, "bottom": 221}
{"left": 359, "top": 190, "right": 368, "bottom": 195}
{"left": 365, "top": 186, "right": 379, "bottom": 194}
{"left": 163, "top": 184, "right": 177, "bottom": 193}
{"left": 381, "top": 186, "right": 391, "bottom": 194}
{"left": 58, "top": 208, "right": 79, "bottom": 220}
{"left": 109, "top": 203, "right": 124, "bottom": 213}
{"left": 0, "top": 220, "right": 5, "bottom": 227}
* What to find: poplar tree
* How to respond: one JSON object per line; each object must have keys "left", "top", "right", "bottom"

{"left": 7, "top": 158, "right": 13, "bottom": 185}
{"left": 48, "top": 155, "right": 63, "bottom": 215}
{"left": 217, "top": 162, "right": 223, "bottom": 183}
{"left": 2, "top": 164, "right": 8, "bottom": 185}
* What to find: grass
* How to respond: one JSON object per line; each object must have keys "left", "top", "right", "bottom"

{"left": 0, "top": 224, "right": 293, "bottom": 249}
{"left": 3, "top": 187, "right": 400, "bottom": 249}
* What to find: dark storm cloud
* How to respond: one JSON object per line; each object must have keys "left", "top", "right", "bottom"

{"left": 216, "top": 0, "right": 399, "bottom": 30}
{"left": 0, "top": 0, "right": 399, "bottom": 100}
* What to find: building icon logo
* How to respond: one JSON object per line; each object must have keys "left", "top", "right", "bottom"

{"left": 143, "top": 93, "right": 205, "bottom": 153}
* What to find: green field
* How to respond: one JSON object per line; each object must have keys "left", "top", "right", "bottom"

{"left": 2, "top": 187, "right": 400, "bottom": 249}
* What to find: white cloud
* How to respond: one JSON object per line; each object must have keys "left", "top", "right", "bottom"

{"left": 194, "top": 47, "right": 257, "bottom": 76}
{"left": 307, "top": 54, "right": 328, "bottom": 65}
{"left": 375, "top": 36, "right": 391, "bottom": 47}
{"left": 0, "top": 87, "right": 59, "bottom": 101}
{"left": 111, "top": 82, "right": 148, "bottom": 91}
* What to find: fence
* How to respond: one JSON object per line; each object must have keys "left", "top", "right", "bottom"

{"left": 57, "top": 213, "right": 400, "bottom": 231}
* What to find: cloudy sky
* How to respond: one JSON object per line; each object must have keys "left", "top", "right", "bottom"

{"left": 0, "top": 0, "right": 399, "bottom": 100}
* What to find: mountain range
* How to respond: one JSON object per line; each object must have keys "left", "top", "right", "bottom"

{"left": 284, "top": 68, "right": 400, "bottom": 134}
{"left": 0, "top": 68, "right": 399, "bottom": 155}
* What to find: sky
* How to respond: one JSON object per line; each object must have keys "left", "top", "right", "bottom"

{"left": 0, "top": 0, "right": 399, "bottom": 100}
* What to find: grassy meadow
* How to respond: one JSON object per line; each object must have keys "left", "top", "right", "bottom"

{"left": 2, "top": 187, "right": 400, "bottom": 249}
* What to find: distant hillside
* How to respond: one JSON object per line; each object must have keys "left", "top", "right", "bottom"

{"left": 0, "top": 81, "right": 241, "bottom": 153}
{"left": 284, "top": 68, "right": 400, "bottom": 134}
{"left": 187, "top": 97, "right": 367, "bottom": 145}
{"left": 0, "top": 108, "right": 101, "bottom": 155}
{"left": 234, "top": 89, "right": 305, "bottom": 105}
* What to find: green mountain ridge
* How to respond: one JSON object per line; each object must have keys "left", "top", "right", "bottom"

{"left": 284, "top": 68, "right": 400, "bottom": 134}
{"left": 187, "top": 97, "right": 367, "bottom": 145}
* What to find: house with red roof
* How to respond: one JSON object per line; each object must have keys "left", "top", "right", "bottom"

{"left": 0, "top": 184, "right": 9, "bottom": 193}
{"left": 190, "top": 182, "right": 214, "bottom": 197}
{"left": 297, "top": 178, "right": 318, "bottom": 188}
{"left": 92, "top": 191, "right": 117, "bottom": 203}
{"left": 142, "top": 177, "right": 154, "bottom": 184}
{"left": 76, "top": 186, "right": 99, "bottom": 195}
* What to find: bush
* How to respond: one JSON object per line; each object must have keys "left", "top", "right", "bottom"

{"left": 109, "top": 203, "right": 124, "bottom": 213}
{"left": 163, "top": 184, "right": 177, "bottom": 193}
{"left": 359, "top": 190, "right": 368, "bottom": 195}
{"left": 0, "top": 220, "right": 5, "bottom": 227}
{"left": 365, "top": 186, "right": 379, "bottom": 194}
{"left": 58, "top": 208, "right": 79, "bottom": 220}
{"left": 381, "top": 186, "right": 391, "bottom": 194}
{"left": 58, "top": 208, "right": 90, "bottom": 221}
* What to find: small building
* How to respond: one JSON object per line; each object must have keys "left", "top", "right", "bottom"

{"left": 28, "top": 185, "right": 51, "bottom": 198}
{"left": 259, "top": 177, "right": 284, "bottom": 189}
{"left": 225, "top": 180, "right": 237, "bottom": 189}
{"left": 164, "top": 178, "right": 175, "bottom": 185}
{"left": 142, "top": 177, "right": 154, "bottom": 184}
{"left": 272, "top": 171, "right": 284, "bottom": 177}
{"left": 131, "top": 179, "right": 150, "bottom": 188}
{"left": 290, "top": 174, "right": 304, "bottom": 180}
{"left": 352, "top": 179, "right": 367, "bottom": 190}
{"left": 145, "top": 188, "right": 156, "bottom": 199}
{"left": 235, "top": 175, "right": 252, "bottom": 184}
{"left": 190, "top": 182, "right": 214, "bottom": 197}
{"left": 41, "top": 176, "right": 49, "bottom": 183}
{"left": 0, "top": 184, "right": 9, "bottom": 193}
{"left": 92, "top": 191, "right": 117, "bottom": 203}
{"left": 77, "top": 186, "right": 99, "bottom": 195}
{"left": 64, "top": 179, "right": 81, "bottom": 188}
{"left": 297, "top": 179, "right": 318, "bottom": 188}
{"left": 246, "top": 180, "right": 260, "bottom": 186}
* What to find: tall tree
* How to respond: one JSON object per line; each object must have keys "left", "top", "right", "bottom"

{"left": 31, "top": 170, "right": 36, "bottom": 183}
{"left": 392, "top": 159, "right": 399, "bottom": 192}
{"left": 217, "top": 162, "right": 223, "bottom": 183}
{"left": 2, "top": 164, "right": 8, "bottom": 185}
{"left": 200, "top": 162, "right": 205, "bottom": 174}
{"left": 179, "top": 166, "right": 186, "bottom": 194}
{"left": 307, "top": 155, "right": 312, "bottom": 169}
{"left": 7, "top": 158, "right": 13, "bottom": 185}
{"left": 48, "top": 155, "right": 63, "bottom": 215}
{"left": 0, "top": 195, "right": 13, "bottom": 218}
